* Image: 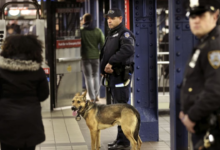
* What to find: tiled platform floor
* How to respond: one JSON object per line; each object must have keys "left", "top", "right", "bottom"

{"left": 0, "top": 97, "right": 171, "bottom": 150}
{"left": 39, "top": 97, "right": 170, "bottom": 150}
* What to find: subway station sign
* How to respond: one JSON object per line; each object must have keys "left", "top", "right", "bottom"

{"left": 56, "top": 39, "right": 81, "bottom": 49}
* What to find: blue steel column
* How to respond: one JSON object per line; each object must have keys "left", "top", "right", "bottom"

{"left": 169, "top": 0, "right": 197, "bottom": 150}
{"left": 111, "top": 0, "right": 125, "bottom": 13}
{"left": 111, "top": 0, "right": 125, "bottom": 24}
{"left": 84, "top": 0, "right": 88, "bottom": 13}
{"left": 109, "top": 0, "right": 112, "bottom": 9}
{"left": 132, "top": 0, "right": 158, "bottom": 141}
{"left": 90, "top": 0, "right": 97, "bottom": 27}
{"left": 98, "top": 0, "right": 105, "bottom": 98}
{"left": 99, "top": 0, "right": 105, "bottom": 32}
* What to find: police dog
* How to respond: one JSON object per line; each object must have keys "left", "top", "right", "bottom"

{"left": 71, "top": 91, "right": 142, "bottom": 150}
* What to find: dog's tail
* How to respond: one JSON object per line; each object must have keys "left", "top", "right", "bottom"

{"left": 133, "top": 109, "right": 140, "bottom": 142}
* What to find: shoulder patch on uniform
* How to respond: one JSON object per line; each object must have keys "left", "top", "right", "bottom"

{"left": 124, "top": 32, "right": 130, "bottom": 38}
{"left": 208, "top": 50, "right": 220, "bottom": 69}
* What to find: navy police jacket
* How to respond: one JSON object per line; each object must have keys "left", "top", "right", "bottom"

{"left": 100, "top": 23, "right": 135, "bottom": 87}
{"left": 180, "top": 26, "right": 220, "bottom": 123}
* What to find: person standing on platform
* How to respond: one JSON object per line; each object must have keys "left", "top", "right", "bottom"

{"left": 0, "top": 35, "right": 49, "bottom": 150}
{"left": 180, "top": 0, "right": 220, "bottom": 149}
{"left": 81, "top": 13, "right": 105, "bottom": 102}
{"left": 100, "top": 8, "right": 135, "bottom": 150}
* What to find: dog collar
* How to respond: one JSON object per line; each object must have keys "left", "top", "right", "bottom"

{"left": 76, "top": 114, "right": 81, "bottom": 121}
{"left": 82, "top": 103, "right": 95, "bottom": 118}
{"left": 75, "top": 106, "right": 82, "bottom": 121}
{"left": 75, "top": 101, "right": 89, "bottom": 121}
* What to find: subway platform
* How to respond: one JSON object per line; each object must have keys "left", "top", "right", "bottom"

{"left": 0, "top": 94, "right": 170, "bottom": 150}
{"left": 39, "top": 94, "right": 170, "bottom": 150}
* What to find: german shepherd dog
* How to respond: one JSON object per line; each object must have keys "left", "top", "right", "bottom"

{"left": 71, "top": 91, "right": 142, "bottom": 150}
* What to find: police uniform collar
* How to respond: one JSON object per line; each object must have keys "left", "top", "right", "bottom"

{"left": 109, "top": 23, "right": 123, "bottom": 35}
{"left": 200, "top": 26, "right": 219, "bottom": 42}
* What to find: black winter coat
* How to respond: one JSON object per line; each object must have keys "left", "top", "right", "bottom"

{"left": 100, "top": 23, "right": 135, "bottom": 87}
{"left": 181, "top": 26, "right": 220, "bottom": 123}
{"left": 100, "top": 23, "right": 135, "bottom": 72}
{"left": 0, "top": 56, "right": 49, "bottom": 148}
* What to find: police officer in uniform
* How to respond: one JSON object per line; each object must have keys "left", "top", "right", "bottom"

{"left": 100, "top": 8, "right": 135, "bottom": 150}
{"left": 180, "top": 0, "right": 220, "bottom": 149}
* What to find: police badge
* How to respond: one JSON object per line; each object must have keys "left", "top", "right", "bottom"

{"left": 108, "top": 10, "right": 114, "bottom": 14}
{"left": 124, "top": 32, "right": 130, "bottom": 38}
{"left": 208, "top": 50, "right": 220, "bottom": 69}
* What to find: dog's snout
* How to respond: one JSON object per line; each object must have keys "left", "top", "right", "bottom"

{"left": 71, "top": 107, "right": 77, "bottom": 111}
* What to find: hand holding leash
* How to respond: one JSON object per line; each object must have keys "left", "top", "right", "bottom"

{"left": 179, "top": 111, "right": 185, "bottom": 120}
{"left": 104, "top": 63, "right": 114, "bottom": 74}
{"left": 181, "top": 115, "right": 196, "bottom": 133}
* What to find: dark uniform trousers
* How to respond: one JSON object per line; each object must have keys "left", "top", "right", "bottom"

{"left": 110, "top": 75, "right": 131, "bottom": 146}
{"left": 180, "top": 26, "right": 220, "bottom": 150}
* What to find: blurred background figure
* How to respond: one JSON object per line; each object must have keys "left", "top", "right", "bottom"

{"left": 11, "top": 20, "right": 21, "bottom": 34}
{"left": 80, "top": 13, "right": 105, "bottom": 102}
{"left": 6, "top": 26, "right": 16, "bottom": 37}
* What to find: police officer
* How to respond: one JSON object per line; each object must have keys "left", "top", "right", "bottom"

{"left": 100, "top": 8, "right": 135, "bottom": 150}
{"left": 179, "top": 0, "right": 220, "bottom": 149}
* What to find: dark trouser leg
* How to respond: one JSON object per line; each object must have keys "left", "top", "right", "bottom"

{"left": 110, "top": 85, "right": 130, "bottom": 146}
{"left": 117, "top": 126, "right": 130, "bottom": 146}
{"left": 191, "top": 133, "right": 205, "bottom": 150}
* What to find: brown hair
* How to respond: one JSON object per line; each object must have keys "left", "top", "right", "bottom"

{"left": 83, "top": 13, "right": 93, "bottom": 24}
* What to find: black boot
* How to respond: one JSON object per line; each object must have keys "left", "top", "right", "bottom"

{"left": 108, "top": 140, "right": 117, "bottom": 147}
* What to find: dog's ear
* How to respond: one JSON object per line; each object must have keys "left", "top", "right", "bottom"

{"left": 75, "top": 93, "right": 80, "bottom": 96}
{"left": 82, "top": 90, "right": 87, "bottom": 97}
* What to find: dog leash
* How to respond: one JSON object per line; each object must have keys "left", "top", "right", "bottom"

{"left": 93, "top": 75, "right": 109, "bottom": 104}
{"left": 75, "top": 101, "right": 94, "bottom": 121}
{"left": 75, "top": 101, "right": 89, "bottom": 121}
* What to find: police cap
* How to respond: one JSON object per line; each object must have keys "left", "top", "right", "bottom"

{"left": 185, "top": 0, "right": 220, "bottom": 17}
{"left": 104, "top": 8, "right": 122, "bottom": 18}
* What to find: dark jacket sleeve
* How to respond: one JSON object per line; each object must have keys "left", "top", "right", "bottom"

{"left": 188, "top": 49, "right": 220, "bottom": 122}
{"left": 37, "top": 68, "right": 49, "bottom": 102}
{"left": 108, "top": 34, "right": 135, "bottom": 64}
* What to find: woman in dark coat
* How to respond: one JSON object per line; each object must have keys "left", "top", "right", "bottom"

{"left": 0, "top": 35, "right": 49, "bottom": 150}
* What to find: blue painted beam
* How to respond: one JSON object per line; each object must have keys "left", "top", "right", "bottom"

{"left": 111, "top": 0, "right": 125, "bottom": 24}
{"left": 99, "top": 0, "right": 105, "bottom": 32}
{"left": 84, "top": 0, "right": 88, "bottom": 13}
{"left": 90, "top": 0, "right": 97, "bottom": 27}
{"left": 132, "top": 0, "right": 158, "bottom": 141}
{"left": 98, "top": 0, "right": 105, "bottom": 98}
{"left": 169, "top": 0, "right": 197, "bottom": 149}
